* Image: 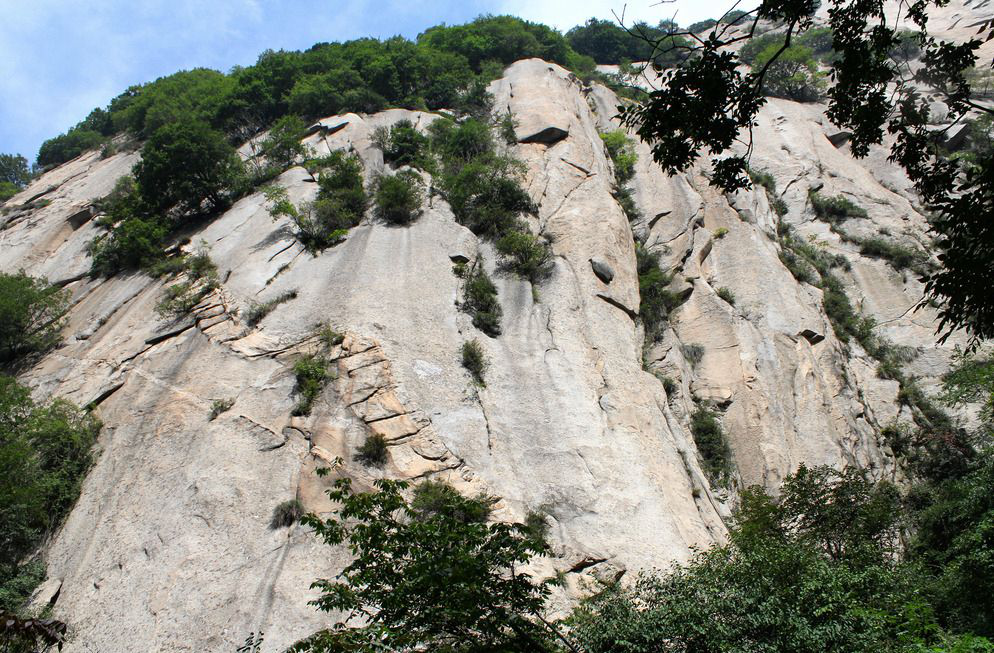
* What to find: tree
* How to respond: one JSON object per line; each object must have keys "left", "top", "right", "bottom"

{"left": 258, "top": 115, "right": 308, "bottom": 169}
{"left": 36, "top": 129, "right": 105, "bottom": 168}
{"left": 373, "top": 171, "right": 424, "bottom": 225}
{"left": 290, "top": 473, "right": 559, "bottom": 652}
{"left": 0, "top": 154, "right": 30, "bottom": 187}
{"left": 0, "top": 272, "right": 70, "bottom": 366}
{"left": 0, "top": 376, "right": 100, "bottom": 614}
{"left": 567, "top": 466, "right": 982, "bottom": 653}
{"left": 0, "top": 182, "right": 18, "bottom": 204}
{"left": 621, "top": 1, "right": 994, "bottom": 344}
{"left": 134, "top": 118, "right": 243, "bottom": 216}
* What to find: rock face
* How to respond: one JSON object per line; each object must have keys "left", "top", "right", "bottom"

{"left": 0, "top": 55, "right": 966, "bottom": 652}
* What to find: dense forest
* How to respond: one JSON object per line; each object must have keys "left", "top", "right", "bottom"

{"left": 1, "top": 7, "right": 993, "bottom": 653}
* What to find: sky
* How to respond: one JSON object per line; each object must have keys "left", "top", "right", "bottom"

{"left": 0, "top": 0, "right": 756, "bottom": 163}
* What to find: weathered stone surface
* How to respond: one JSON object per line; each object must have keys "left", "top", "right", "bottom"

{"left": 0, "top": 46, "right": 977, "bottom": 652}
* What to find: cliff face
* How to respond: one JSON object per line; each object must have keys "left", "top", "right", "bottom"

{"left": 0, "top": 57, "right": 966, "bottom": 651}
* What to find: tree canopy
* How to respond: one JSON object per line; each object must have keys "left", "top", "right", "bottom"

{"left": 0, "top": 272, "right": 70, "bottom": 367}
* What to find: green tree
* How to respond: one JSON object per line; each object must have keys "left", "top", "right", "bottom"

{"left": 36, "top": 129, "right": 105, "bottom": 168}
{"left": 259, "top": 115, "right": 308, "bottom": 169}
{"left": 374, "top": 119, "right": 430, "bottom": 168}
{"left": 567, "top": 19, "right": 689, "bottom": 67}
{"left": 0, "top": 154, "right": 30, "bottom": 187}
{"left": 567, "top": 465, "right": 964, "bottom": 653}
{"left": 0, "top": 273, "right": 70, "bottom": 366}
{"left": 0, "top": 182, "right": 18, "bottom": 203}
{"left": 290, "top": 473, "right": 558, "bottom": 652}
{"left": 134, "top": 118, "right": 243, "bottom": 216}
{"left": 373, "top": 171, "right": 424, "bottom": 225}
{"left": 0, "top": 376, "right": 100, "bottom": 613}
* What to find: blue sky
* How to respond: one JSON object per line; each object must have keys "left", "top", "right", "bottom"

{"left": 0, "top": 0, "right": 754, "bottom": 163}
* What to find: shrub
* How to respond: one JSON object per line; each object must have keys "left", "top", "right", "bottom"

{"left": 209, "top": 398, "right": 235, "bottom": 420}
{"left": 495, "top": 231, "right": 552, "bottom": 283}
{"left": 355, "top": 434, "right": 389, "bottom": 467}
{"left": 690, "top": 404, "right": 733, "bottom": 485}
{"left": 440, "top": 156, "right": 533, "bottom": 240}
{"left": 748, "top": 166, "right": 777, "bottom": 194}
{"left": 266, "top": 153, "right": 367, "bottom": 251}
{"left": 713, "top": 227, "right": 729, "bottom": 239}
{"left": 292, "top": 354, "right": 330, "bottom": 416}
{"left": 429, "top": 118, "right": 495, "bottom": 167}
{"left": 809, "top": 191, "right": 869, "bottom": 223}
{"left": 375, "top": 120, "right": 430, "bottom": 168}
{"left": 462, "top": 266, "right": 502, "bottom": 337}
{"left": 637, "top": 246, "right": 682, "bottom": 340}
{"left": 89, "top": 217, "right": 168, "bottom": 276}
{"left": 259, "top": 115, "right": 309, "bottom": 169}
{"left": 612, "top": 184, "right": 641, "bottom": 221}
{"left": 156, "top": 282, "right": 206, "bottom": 318}
{"left": 780, "top": 249, "right": 818, "bottom": 285}
{"left": 374, "top": 171, "right": 424, "bottom": 225}
{"left": 771, "top": 197, "right": 789, "bottom": 217}
{"left": 411, "top": 480, "right": 495, "bottom": 524}
{"left": 890, "top": 29, "right": 922, "bottom": 62}
{"left": 852, "top": 236, "right": 930, "bottom": 275}
{"left": 154, "top": 250, "right": 220, "bottom": 318}
{"left": 245, "top": 290, "right": 297, "bottom": 327}
{"left": 820, "top": 274, "right": 874, "bottom": 345}
{"left": 682, "top": 343, "right": 705, "bottom": 368}
{"left": 600, "top": 130, "right": 638, "bottom": 184}
{"left": 461, "top": 340, "right": 488, "bottom": 385}
{"left": 716, "top": 287, "right": 736, "bottom": 305}
{"left": 269, "top": 499, "right": 304, "bottom": 529}
{"left": 0, "top": 272, "right": 70, "bottom": 367}
{"left": 523, "top": 511, "right": 550, "bottom": 547}
{"left": 753, "top": 44, "right": 826, "bottom": 102}
{"left": 319, "top": 324, "right": 345, "bottom": 348}
{"left": 657, "top": 374, "right": 678, "bottom": 397}
{"left": 0, "top": 376, "right": 100, "bottom": 612}
{"left": 498, "top": 112, "right": 517, "bottom": 145}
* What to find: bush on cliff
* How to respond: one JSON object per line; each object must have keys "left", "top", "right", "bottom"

{"left": 0, "top": 272, "right": 70, "bottom": 367}
{"left": 0, "top": 376, "right": 100, "bottom": 613}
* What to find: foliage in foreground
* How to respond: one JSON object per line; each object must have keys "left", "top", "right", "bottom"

{"left": 569, "top": 463, "right": 991, "bottom": 652}
{"left": 290, "top": 472, "right": 554, "bottom": 652}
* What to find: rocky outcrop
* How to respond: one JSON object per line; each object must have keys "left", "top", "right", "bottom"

{"left": 0, "top": 54, "right": 968, "bottom": 651}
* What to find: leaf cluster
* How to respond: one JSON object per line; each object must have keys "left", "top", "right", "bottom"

{"left": 0, "top": 272, "right": 70, "bottom": 368}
